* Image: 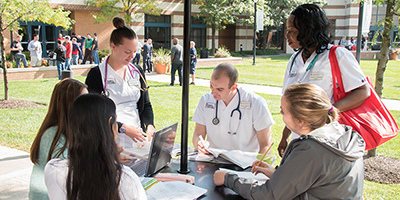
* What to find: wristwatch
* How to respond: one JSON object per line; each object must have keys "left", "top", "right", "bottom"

{"left": 119, "top": 124, "right": 126, "bottom": 133}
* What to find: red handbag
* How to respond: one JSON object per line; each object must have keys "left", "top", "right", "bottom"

{"left": 329, "top": 45, "right": 399, "bottom": 150}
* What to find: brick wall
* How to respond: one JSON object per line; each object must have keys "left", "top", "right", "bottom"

{"left": 71, "top": 11, "right": 114, "bottom": 51}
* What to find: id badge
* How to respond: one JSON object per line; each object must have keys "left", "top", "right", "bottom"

{"left": 127, "top": 78, "right": 139, "bottom": 86}
{"left": 309, "top": 72, "right": 323, "bottom": 81}
{"left": 107, "top": 78, "right": 116, "bottom": 84}
{"left": 240, "top": 102, "right": 251, "bottom": 109}
{"left": 289, "top": 70, "right": 297, "bottom": 78}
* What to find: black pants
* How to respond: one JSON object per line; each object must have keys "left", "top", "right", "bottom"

{"left": 83, "top": 48, "right": 93, "bottom": 64}
{"left": 170, "top": 63, "right": 182, "bottom": 86}
{"left": 143, "top": 56, "right": 152, "bottom": 72}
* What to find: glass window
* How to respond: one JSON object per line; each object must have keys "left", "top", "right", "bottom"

{"left": 46, "top": 26, "right": 56, "bottom": 51}
{"left": 191, "top": 16, "right": 207, "bottom": 48}
{"left": 145, "top": 15, "right": 171, "bottom": 49}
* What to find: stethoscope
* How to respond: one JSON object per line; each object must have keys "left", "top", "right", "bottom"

{"left": 102, "top": 56, "right": 149, "bottom": 96}
{"left": 289, "top": 49, "right": 320, "bottom": 83}
{"left": 212, "top": 88, "right": 241, "bottom": 135}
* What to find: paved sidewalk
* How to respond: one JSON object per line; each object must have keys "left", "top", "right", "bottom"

{"left": 146, "top": 73, "right": 400, "bottom": 111}
{"left": 1, "top": 72, "right": 399, "bottom": 200}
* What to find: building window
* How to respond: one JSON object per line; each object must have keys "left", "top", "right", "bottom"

{"left": 191, "top": 17, "right": 207, "bottom": 48}
{"left": 145, "top": 15, "right": 171, "bottom": 49}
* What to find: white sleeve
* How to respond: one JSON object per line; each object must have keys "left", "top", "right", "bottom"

{"left": 191, "top": 95, "right": 207, "bottom": 125}
{"left": 252, "top": 95, "right": 275, "bottom": 131}
{"left": 119, "top": 166, "right": 147, "bottom": 200}
{"left": 335, "top": 47, "right": 367, "bottom": 93}
{"left": 44, "top": 159, "right": 68, "bottom": 200}
{"left": 282, "top": 53, "right": 297, "bottom": 93}
{"left": 28, "top": 41, "right": 35, "bottom": 51}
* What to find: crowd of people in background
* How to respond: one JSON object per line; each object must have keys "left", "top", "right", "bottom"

{"left": 339, "top": 35, "right": 367, "bottom": 51}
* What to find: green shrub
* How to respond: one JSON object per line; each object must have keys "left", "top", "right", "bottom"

{"left": 98, "top": 49, "right": 111, "bottom": 61}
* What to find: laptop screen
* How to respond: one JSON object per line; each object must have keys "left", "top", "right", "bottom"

{"left": 145, "top": 123, "right": 178, "bottom": 177}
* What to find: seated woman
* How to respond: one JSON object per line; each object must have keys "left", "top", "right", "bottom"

{"left": 214, "top": 83, "right": 365, "bottom": 200}
{"left": 29, "top": 78, "right": 87, "bottom": 200}
{"left": 44, "top": 94, "right": 146, "bottom": 200}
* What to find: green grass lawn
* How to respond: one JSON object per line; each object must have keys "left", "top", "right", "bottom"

{"left": 1, "top": 56, "right": 399, "bottom": 199}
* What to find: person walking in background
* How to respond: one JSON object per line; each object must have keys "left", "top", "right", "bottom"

{"left": 132, "top": 37, "right": 142, "bottom": 65}
{"left": 28, "top": 34, "right": 42, "bottom": 67}
{"left": 278, "top": 4, "right": 370, "bottom": 157}
{"left": 92, "top": 33, "right": 100, "bottom": 64}
{"left": 10, "top": 35, "right": 28, "bottom": 68}
{"left": 56, "top": 33, "right": 64, "bottom": 43}
{"left": 190, "top": 41, "right": 197, "bottom": 85}
{"left": 54, "top": 40, "right": 66, "bottom": 80}
{"left": 71, "top": 38, "right": 83, "bottom": 65}
{"left": 75, "top": 34, "right": 86, "bottom": 64}
{"left": 82, "top": 33, "right": 93, "bottom": 64}
{"left": 63, "top": 36, "right": 72, "bottom": 70}
{"left": 339, "top": 36, "right": 346, "bottom": 47}
{"left": 169, "top": 38, "right": 183, "bottom": 86}
{"left": 142, "top": 38, "right": 153, "bottom": 73}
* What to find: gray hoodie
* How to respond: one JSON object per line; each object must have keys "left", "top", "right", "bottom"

{"left": 224, "top": 121, "right": 365, "bottom": 200}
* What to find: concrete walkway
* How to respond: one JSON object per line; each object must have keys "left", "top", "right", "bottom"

{"left": 1, "top": 72, "right": 400, "bottom": 200}
{"left": 146, "top": 73, "right": 400, "bottom": 111}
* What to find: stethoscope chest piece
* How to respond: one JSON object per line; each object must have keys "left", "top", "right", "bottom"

{"left": 102, "top": 90, "right": 110, "bottom": 97}
{"left": 212, "top": 117, "right": 220, "bottom": 125}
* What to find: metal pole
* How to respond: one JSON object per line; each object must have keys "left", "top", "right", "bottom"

{"left": 356, "top": 1, "right": 364, "bottom": 63}
{"left": 178, "top": 0, "right": 191, "bottom": 174}
{"left": 253, "top": 1, "right": 257, "bottom": 65}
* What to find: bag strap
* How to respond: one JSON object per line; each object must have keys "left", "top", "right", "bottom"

{"left": 329, "top": 45, "right": 346, "bottom": 102}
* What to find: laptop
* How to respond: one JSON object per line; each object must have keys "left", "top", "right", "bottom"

{"left": 123, "top": 123, "right": 178, "bottom": 177}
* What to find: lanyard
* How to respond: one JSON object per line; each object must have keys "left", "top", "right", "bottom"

{"left": 289, "top": 49, "right": 320, "bottom": 83}
{"left": 103, "top": 56, "right": 148, "bottom": 96}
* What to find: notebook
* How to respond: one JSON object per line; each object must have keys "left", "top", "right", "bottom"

{"left": 123, "top": 123, "right": 178, "bottom": 177}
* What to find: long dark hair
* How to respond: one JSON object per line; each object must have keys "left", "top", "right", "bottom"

{"left": 66, "top": 94, "right": 121, "bottom": 200}
{"left": 30, "top": 78, "right": 87, "bottom": 164}
{"left": 291, "top": 4, "right": 331, "bottom": 58}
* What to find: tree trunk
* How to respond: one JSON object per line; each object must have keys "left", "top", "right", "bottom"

{"left": 370, "top": 0, "right": 395, "bottom": 157}
{"left": 375, "top": 0, "right": 394, "bottom": 98}
{"left": 262, "top": 29, "right": 270, "bottom": 52}
{"left": 211, "top": 24, "right": 216, "bottom": 56}
{"left": 0, "top": 24, "right": 9, "bottom": 100}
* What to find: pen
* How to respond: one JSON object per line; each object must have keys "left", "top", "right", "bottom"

{"left": 256, "top": 143, "right": 274, "bottom": 167}
{"left": 199, "top": 135, "right": 206, "bottom": 147}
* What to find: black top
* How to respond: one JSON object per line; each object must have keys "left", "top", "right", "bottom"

{"left": 142, "top": 43, "right": 152, "bottom": 58}
{"left": 85, "top": 64, "right": 154, "bottom": 131}
{"left": 92, "top": 38, "right": 99, "bottom": 50}
{"left": 10, "top": 41, "right": 21, "bottom": 55}
{"left": 54, "top": 45, "right": 66, "bottom": 62}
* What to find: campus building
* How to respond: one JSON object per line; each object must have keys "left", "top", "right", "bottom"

{"left": 3, "top": 0, "right": 399, "bottom": 56}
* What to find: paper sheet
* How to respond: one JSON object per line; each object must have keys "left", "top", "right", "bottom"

{"left": 145, "top": 181, "right": 207, "bottom": 200}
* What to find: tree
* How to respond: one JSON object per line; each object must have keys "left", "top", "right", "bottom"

{"left": 372, "top": 0, "right": 399, "bottom": 97}
{"left": 0, "top": 0, "right": 74, "bottom": 100}
{"left": 194, "top": 0, "right": 239, "bottom": 55}
{"left": 367, "top": 0, "right": 399, "bottom": 156}
{"left": 85, "top": 0, "right": 162, "bottom": 25}
{"left": 238, "top": 0, "right": 318, "bottom": 51}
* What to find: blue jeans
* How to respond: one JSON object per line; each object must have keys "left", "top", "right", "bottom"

{"left": 14, "top": 53, "right": 28, "bottom": 68}
{"left": 132, "top": 53, "right": 141, "bottom": 65}
{"left": 65, "top": 58, "right": 71, "bottom": 70}
{"left": 72, "top": 54, "right": 79, "bottom": 65}
{"left": 56, "top": 61, "right": 65, "bottom": 80}
{"left": 92, "top": 50, "right": 100, "bottom": 64}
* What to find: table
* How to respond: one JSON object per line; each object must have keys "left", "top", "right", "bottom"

{"left": 161, "top": 159, "right": 247, "bottom": 200}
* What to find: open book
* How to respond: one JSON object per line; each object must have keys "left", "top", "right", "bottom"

{"left": 141, "top": 178, "right": 206, "bottom": 200}
{"left": 189, "top": 148, "right": 277, "bottom": 169}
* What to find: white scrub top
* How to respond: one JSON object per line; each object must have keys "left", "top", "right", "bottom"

{"left": 282, "top": 44, "right": 367, "bottom": 140}
{"left": 192, "top": 87, "right": 275, "bottom": 152}
{"left": 99, "top": 58, "right": 142, "bottom": 148}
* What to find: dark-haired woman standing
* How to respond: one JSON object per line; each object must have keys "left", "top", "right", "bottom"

{"left": 278, "top": 4, "right": 370, "bottom": 156}
{"left": 85, "top": 17, "right": 155, "bottom": 149}
{"left": 44, "top": 94, "right": 146, "bottom": 200}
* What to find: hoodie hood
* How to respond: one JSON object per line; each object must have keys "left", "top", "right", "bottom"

{"left": 298, "top": 121, "right": 365, "bottom": 162}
